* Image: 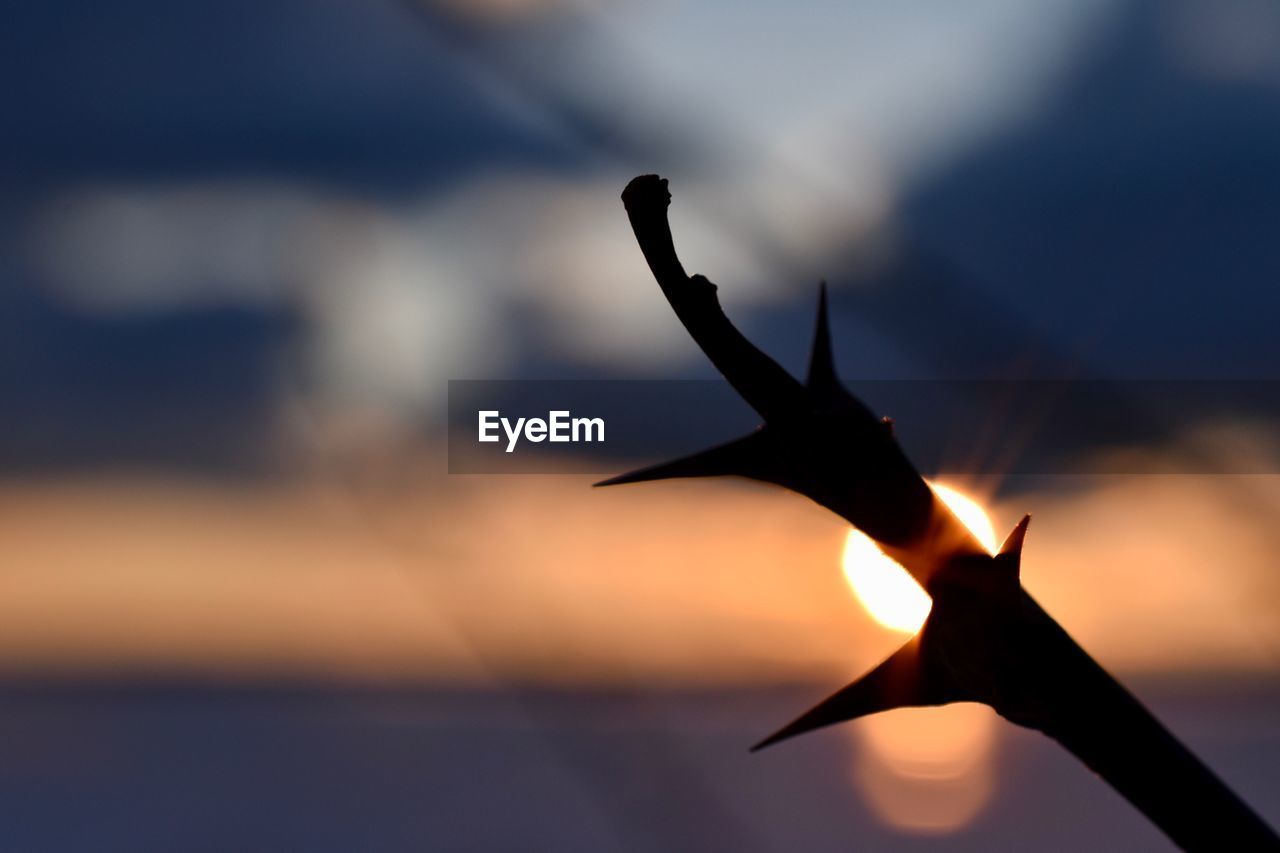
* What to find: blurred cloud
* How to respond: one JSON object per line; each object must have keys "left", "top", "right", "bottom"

{"left": 26, "top": 0, "right": 1268, "bottom": 468}
{"left": 1165, "top": 0, "right": 1280, "bottom": 81}
{"left": 422, "top": 0, "right": 592, "bottom": 26}
{"left": 2, "top": 424, "right": 1278, "bottom": 684}
{"left": 31, "top": 185, "right": 307, "bottom": 313}
{"left": 591, "top": 0, "right": 1121, "bottom": 183}
{"left": 27, "top": 168, "right": 882, "bottom": 419}
{"left": 28, "top": 180, "right": 515, "bottom": 417}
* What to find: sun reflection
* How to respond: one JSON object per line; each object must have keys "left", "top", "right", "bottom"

{"left": 854, "top": 704, "right": 998, "bottom": 833}
{"left": 841, "top": 481, "right": 997, "bottom": 633}
{"left": 858, "top": 703, "right": 996, "bottom": 780}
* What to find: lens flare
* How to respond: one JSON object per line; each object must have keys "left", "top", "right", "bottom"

{"left": 841, "top": 481, "right": 996, "bottom": 633}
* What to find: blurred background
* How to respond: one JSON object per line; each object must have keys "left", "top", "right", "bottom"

{"left": 2, "top": 0, "right": 1280, "bottom": 849}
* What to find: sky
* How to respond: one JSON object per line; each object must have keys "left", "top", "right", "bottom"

{"left": 1, "top": 1, "right": 1279, "bottom": 847}
{"left": 2, "top": 0, "right": 1279, "bottom": 732}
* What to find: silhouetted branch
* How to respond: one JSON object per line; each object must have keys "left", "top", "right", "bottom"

{"left": 621, "top": 175, "right": 806, "bottom": 422}
{"left": 617, "top": 175, "right": 982, "bottom": 575}
{"left": 603, "top": 174, "right": 1280, "bottom": 852}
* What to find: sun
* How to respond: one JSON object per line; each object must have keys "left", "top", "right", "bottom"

{"left": 841, "top": 482, "right": 997, "bottom": 633}
{"left": 929, "top": 482, "right": 998, "bottom": 555}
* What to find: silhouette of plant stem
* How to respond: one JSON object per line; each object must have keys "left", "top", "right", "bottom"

{"left": 601, "top": 174, "right": 1279, "bottom": 851}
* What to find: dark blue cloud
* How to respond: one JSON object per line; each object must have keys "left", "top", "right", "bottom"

{"left": 900, "top": 0, "right": 1280, "bottom": 378}
{"left": 0, "top": 0, "right": 580, "bottom": 189}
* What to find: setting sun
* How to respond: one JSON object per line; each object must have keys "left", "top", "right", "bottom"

{"left": 842, "top": 482, "right": 998, "bottom": 633}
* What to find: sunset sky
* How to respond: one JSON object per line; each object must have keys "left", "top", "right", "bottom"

{"left": 2, "top": 0, "right": 1279, "bottom": 848}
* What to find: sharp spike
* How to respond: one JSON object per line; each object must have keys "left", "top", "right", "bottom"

{"left": 995, "top": 514, "right": 1032, "bottom": 578}
{"left": 806, "top": 282, "right": 840, "bottom": 392}
{"left": 751, "top": 635, "right": 935, "bottom": 752}
{"left": 594, "top": 430, "right": 775, "bottom": 488}
{"left": 999, "top": 514, "right": 1032, "bottom": 557}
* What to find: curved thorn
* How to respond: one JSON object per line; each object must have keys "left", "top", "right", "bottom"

{"left": 999, "top": 514, "right": 1032, "bottom": 558}
{"left": 993, "top": 513, "right": 1032, "bottom": 579}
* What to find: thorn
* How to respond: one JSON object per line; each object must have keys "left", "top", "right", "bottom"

{"left": 751, "top": 635, "right": 931, "bottom": 752}
{"left": 806, "top": 282, "right": 840, "bottom": 393}
{"left": 994, "top": 514, "right": 1032, "bottom": 578}
{"left": 594, "top": 430, "right": 774, "bottom": 488}
{"left": 999, "top": 514, "right": 1031, "bottom": 557}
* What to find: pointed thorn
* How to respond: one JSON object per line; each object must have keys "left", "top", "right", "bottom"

{"left": 594, "top": 431, "right": 774, "bottom": 488}
{"left": 806, "top": 282, "right": 840, "bottom": 392}
{"left": 750, "top": 636, "right": 933, "bottom": 752}
{"left": 992, "top": 514, "right": 1032, "bottom": 580}
{"left": 750, "top": 728, "right": 796, "bottom": 753}
{"left": 999, "top": 514, "right": 1032, "bottom": 557}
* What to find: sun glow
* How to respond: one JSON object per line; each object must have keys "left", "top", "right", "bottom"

{"left": 841, "top": 482, "right": 997, "bottom": 633}
{"left": 929, "top": 482, "right": 999, "bottom": 555}
{"left": 840, "top": 483, "right": 1002, "bottom": 833}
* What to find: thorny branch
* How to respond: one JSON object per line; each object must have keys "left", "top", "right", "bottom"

{"left": 599, "top": 174, "right": 1279, "bottom": 851}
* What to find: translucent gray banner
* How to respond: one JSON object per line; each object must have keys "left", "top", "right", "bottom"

{"left": 447, "top": 380, "right": 1280, "bottom": 474}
